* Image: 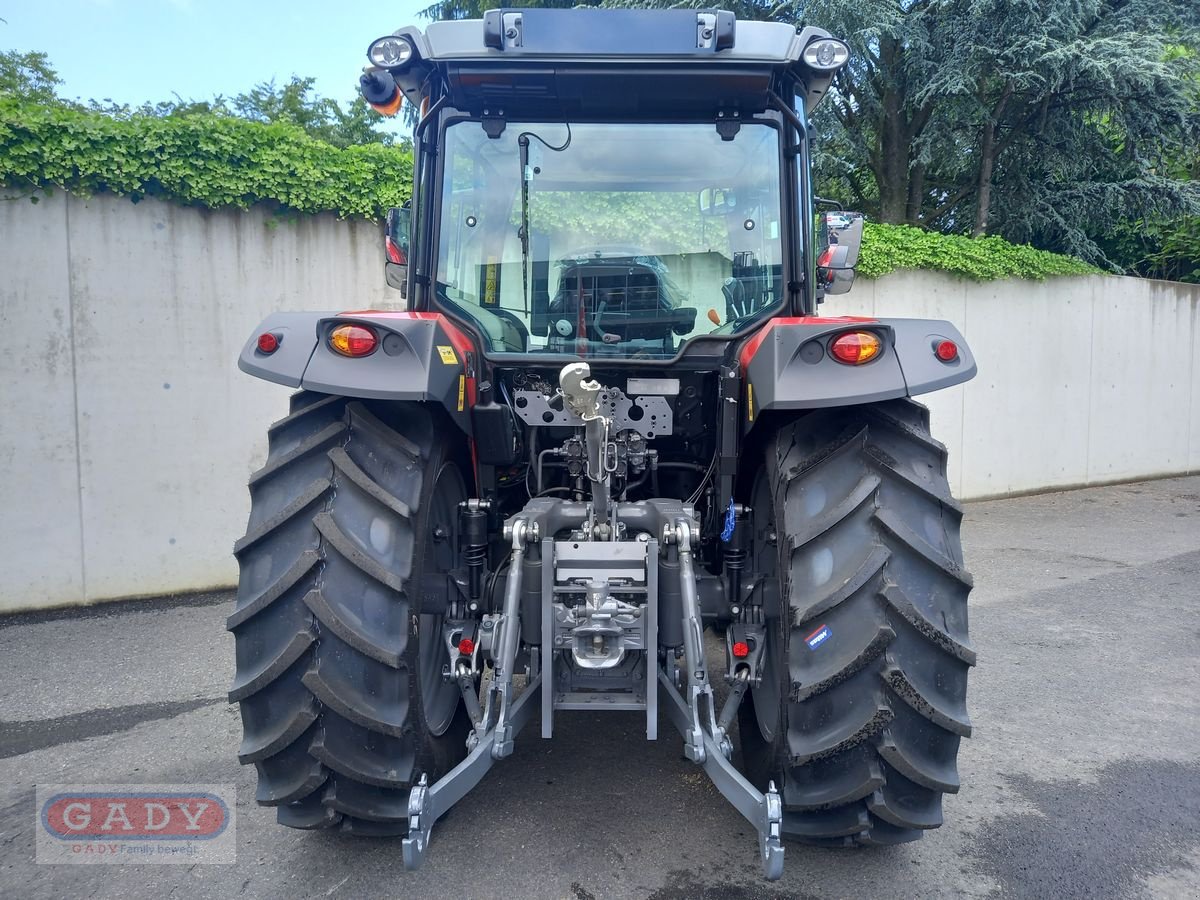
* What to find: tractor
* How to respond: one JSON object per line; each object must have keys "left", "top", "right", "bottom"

{"left": 230, "top": 8, "right": 976, "bottom": 880}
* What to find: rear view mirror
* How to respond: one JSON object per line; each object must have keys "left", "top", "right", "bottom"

{"left": 823, "top": 212, "right": 864, "bottom": 268}
{"left": 817, "top": 211, "right": 865, "bottom": 296}
{"left": 385, "top": 205, "right": 411, "bottom": 300}
{"left": 698, "top": 187, "right": 737, "bottom": 216}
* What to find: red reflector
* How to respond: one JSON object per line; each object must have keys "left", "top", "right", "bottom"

{"left": 935, "top": 339, "right": 959, "bottom": 362}
{"left": 329, "top": 324, "right": 378, "bottom": 358}
{"left": 385, "top": 236, "right": 406, "bottom": 265}
{"left": 732, "top": 641, "right": 750, "bottom": 659}
{"left": 256, "top": 332, "right": 279, "bottom": 354}
{"left": 458, "top": 638, "right": 475, "bottom": 656}
{"left": 829, "top": 331, "right": 882, "bottom": 365}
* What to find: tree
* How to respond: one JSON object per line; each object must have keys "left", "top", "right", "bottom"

{"left": 0, "top": 49, "right": 61, "bottom": 103}
{"left": 229, "top": 76, "right": 397, "bottom": 148}
{"left": 627, "top": 0, "right": 1200, "bottom": 266}
{"left": 86, "top": 75, "right": 400, "bottom": 149}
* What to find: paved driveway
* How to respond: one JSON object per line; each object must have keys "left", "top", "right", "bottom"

{"left": 1, "top": 477, "right": 1198, "bottom": 899}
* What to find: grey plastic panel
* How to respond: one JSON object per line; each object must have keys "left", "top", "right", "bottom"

{"left": 423, "top": 16, "right": 801, "bottom": 63}
{"left": 237, "top": 312, "right": 328, "bottom": 388}
{"left": 301, "top": 314, "right": 441, "bottom": 402}
{"left": 745, "top": 319, "right": 908, "bottom": 414}
{"left": 889, "top": 319, "right": 977, "bottom": 396}
{"left": 744, "top": 317, "right": 977, "bottom": 419}
{"left": 239, "top": 312, "right": 473, "bottom": 430}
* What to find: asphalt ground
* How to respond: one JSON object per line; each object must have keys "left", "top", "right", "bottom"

{"left": 1, "top": 476, "right": 1198, "bottom": 899}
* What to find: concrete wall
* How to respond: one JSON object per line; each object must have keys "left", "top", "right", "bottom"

{"left": 822, "top": 271, "right": 1200, "bottom": 500}
{"left": 1, "top": 191, "right": 1197, "bottom": 611}
{"left": 0, "top": 192, "right": 392, "bottom": 612}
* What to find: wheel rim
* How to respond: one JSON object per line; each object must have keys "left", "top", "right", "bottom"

{"left": 750, "top": 466, "right": 783, "bottom": 743}
{"left": 418, "top": 460, "right": 467, "bottom": 737}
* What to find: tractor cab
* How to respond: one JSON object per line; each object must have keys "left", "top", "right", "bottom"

{"left": 360, "top": 8, "right": 858, "bottom": 363}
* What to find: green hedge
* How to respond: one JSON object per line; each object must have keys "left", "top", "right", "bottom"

{"left": 0, "top": 98, "right": 411, "bottom": 219}
{"left": 857, "top": 222, "right": 1101, "bottom": 280}
{"left": 0, "top": 98, "right": 1102, "bottom": 280}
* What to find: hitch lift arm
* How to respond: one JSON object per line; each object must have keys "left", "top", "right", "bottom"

{"left": 658, "top": 517, "right": 785, "bottom": 881}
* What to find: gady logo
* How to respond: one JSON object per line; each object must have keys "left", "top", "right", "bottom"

{"left": 42, "top": 792, "right": 229, "bottom": 840}
{"left": 36, "top": 785, "right": 235, "bottom": 864}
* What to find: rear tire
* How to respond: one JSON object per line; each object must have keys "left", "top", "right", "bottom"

{"left": 229, "top": 392, "right": 471, "bottom": 835}
{"left": 739, "top": 399, "right": 975, "bottom": 845}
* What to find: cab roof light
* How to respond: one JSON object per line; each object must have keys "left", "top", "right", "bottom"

{"left": 360, "top": 69, "right": 403, "bottom": 117}
{"left": 367, "top": 35, "right": 416, "bottom": 70}
{"left": 803, "top": 38, "right": 850, "bottom": 71}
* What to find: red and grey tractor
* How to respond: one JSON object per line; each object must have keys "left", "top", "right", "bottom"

{"left": 230, "top": 8, "right": 975, "bottom": 879}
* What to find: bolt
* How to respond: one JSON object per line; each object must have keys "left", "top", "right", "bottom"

{"left": 432, "top": 525, "right": 448, "bottom": 541}
{"left": 766, "top": 530, "right": 777, "bottom": 545}
{"left": 702, "top": 27, "right": 714, "bottom": 39}
{"left": 482, "top": 619, "right": 494, "bottom": 630}
{"left": 731, "top": 605, "right": 740, "bottom": 616}
{"left": 506, "top": 27, "right": 518, "bottom": 38}
{"left": 469, "top": 601, "right": 478, "bottom": 612}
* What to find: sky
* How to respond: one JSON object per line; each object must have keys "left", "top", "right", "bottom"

{"left": 2, "top": 0, "right": 433, "bottom": 108}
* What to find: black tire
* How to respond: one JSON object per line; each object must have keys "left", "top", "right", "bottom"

{"left": 739, "top": 399, "right": 975, "bottom": 845}
{"left": 228, "top": 392, "right": 471, "bottom": 835}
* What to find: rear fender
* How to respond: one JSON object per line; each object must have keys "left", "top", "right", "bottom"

{"left": 238, "top": 310, "right": 477, "bottom": 431}
{"left": 739, "top": 316, "right": 976, "bottom": 426}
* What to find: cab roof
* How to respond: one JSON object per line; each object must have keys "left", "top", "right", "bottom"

{"left": 388, "top": 9, "right": 841, "bottom": 117}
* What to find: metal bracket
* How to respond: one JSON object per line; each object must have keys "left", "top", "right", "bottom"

{"left": 672, "top": 518, "right": 729, "bottom": 762}
{"left": 725, "top": 621, "right": 766, "bottom": 688}
{"left": 402, "top": 675, "right": 542, "bottom": 871}
{"left": 659, "top": 515, "right": 783, "bottom": 880}
{"left": 659, "top": 669, "right": 784, "bottom": 880}
{"left": 487, "top": 518, "right": 530, "bottom": 759}
{"left": 512, "top": 387, "right": 672, "bottom": 439}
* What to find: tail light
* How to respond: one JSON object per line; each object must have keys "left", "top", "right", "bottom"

{"left": 329, "top": 324, "right": 378, "bottom": 358}
{"left": 829, "top": 330, "right": 882, "bottom": 365}
{"left": 934, "top": 339, "right": 959, "bottom": 362}
{"left": 385, "top": 236, "right": 406, "bottom": 265}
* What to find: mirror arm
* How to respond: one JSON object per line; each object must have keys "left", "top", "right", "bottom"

{"left": 767, "top": 90, "right": 806, "bottom": 137}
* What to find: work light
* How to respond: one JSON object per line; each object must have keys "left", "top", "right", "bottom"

{"left": 802, "top": 38, "right": 849, "bottom": 70}
{"left": 368, "top": 35, "right": 415, "bottom": 69}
